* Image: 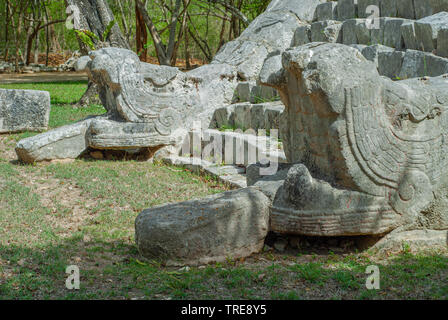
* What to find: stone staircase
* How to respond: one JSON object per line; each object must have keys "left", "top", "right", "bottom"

{"left": 295, "top": 0, "right": 448, "bottom": 80}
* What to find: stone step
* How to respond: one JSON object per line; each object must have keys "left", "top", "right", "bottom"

{"left": 182, "top": 128, "right": 286, "bottom": 167}
{"left": 162, "top": 156, "right": 247, "bottom": 189}
{"left": 351, "top": 44, "right": 448, "bottom": 79}
{"left": 314, "top": 0, "right": 448, "bottom": 22}
{"left": 307, "top": 14, "right": 448, "bottom": 58}
{"left": 210, "top": 101, "right": 284, "bottom": 132}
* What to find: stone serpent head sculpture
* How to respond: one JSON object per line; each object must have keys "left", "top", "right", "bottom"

{"left": 260, "top": 42, "right": 448, "bottom": 236}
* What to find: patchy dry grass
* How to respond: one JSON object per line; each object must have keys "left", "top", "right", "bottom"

{"left": 0, "top": 82, "right": 447, "bottom": 300}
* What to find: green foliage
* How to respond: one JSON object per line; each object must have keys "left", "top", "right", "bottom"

{"left": 75, "top": 30, "right": 97, "bottom": 51}
{"left": 103, "top": 20, "right": 116, "bottom": 42}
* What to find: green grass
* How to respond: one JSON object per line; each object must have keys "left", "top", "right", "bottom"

{"left": 0, "top": 81, "right": 90, "bottom": 105}
{"left": 0, "top": 82, "right": 447, "bottom": 300}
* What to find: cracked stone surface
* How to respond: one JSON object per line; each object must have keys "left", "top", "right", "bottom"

{"left": 0, "top": 89, "right": 50, "bottom": 133}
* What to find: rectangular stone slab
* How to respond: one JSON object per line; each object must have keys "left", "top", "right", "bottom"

{"left": 399, "top": 49, "right": 448, "bottom": 78}
{"left": 15, "top": 118, "right": 92, "bottom": 163}
{"left": 0, "top": 89, "right": 50, "bottom": 133}
{"left": 414, "top": 12, "right": 448, "bottom": 52}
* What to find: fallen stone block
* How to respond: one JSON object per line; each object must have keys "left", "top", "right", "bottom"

{"left": 338, "top": 0, "right": 357, "bottom": 20}
{"left": 0, "top": 89, "right": 50, "bottom": 133}
{"left": 135, "top": 187, "right": 271, "bottom": 266}
{"left": 311, "top": 20, "right": 343, "bottom": 43}
{"left": 15, "top": 118, "right": 92, "bottom": 163}
{"left": 414, "top": 12, "right": 448, "bottom": 52}
{"left": 315, "top": 1, "right": 338, "bottom": 21}
{"left": 373, "top": 230, "right": 448, "bottom": 252}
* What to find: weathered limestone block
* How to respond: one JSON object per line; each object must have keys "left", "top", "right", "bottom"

{"left": 315, "top": 1, "right": 338, "bottom": 21}
{"left": 414, "top": 12, "right": 448, "bottom": 52}
{"left": 399, "top": 49, "right": 448, "bottom": 78}
{"left": 401, "top": 21, "right": 418, "bottom": 50}
{"left": 210, "top": 102, "right": 284, "bottom": 133}
{"left": 383, "top": 18, "right": 409, "bottom": 49}
{"left": 293, "top": 25, "right": 311, "bottom": 46}
{"left": 374, "top": 230, "right": 448, "bottom": 252}
{"left": 378, "top": 50, "right": 405, "bottom": 79}
{"left": 396, "top": 0, "right": 416, "bottom": 19}
{"left": 0, "top": 89, "right": 50, "bottom": 133}
{"left": 311, "top": 20, "right": 343, "bottom": 42}
{"left": 380, "top": 0, "right": 398, "bottom": 17}
{"left": 260, "top": 43, "right": 448, "bottom": 236}
{"left": 86, "top": 118, "right": 180, "bottom": 149}
{"left": 361, "top": 44, "right": 395, "bottom": 68}
{"left": 437, "top": 28, "right": 448, "bottom": 57}
{"left": 15, "top": 118, "right": 92, "bottom": 163}
{"left": 135, "top": 187, "right": 271, "bottom": 266}
{"left": 338, "top": 0, "right": 358, "bottom": 20}
{"left": 414, "top": 0, "right": 448, "bottom": 19}
{"left": 358, "top": 0, "right": 380, "bottom": 19}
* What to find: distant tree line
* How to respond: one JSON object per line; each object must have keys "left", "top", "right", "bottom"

{"left": 0, "top": 0, "right": 270, "bottom": 70}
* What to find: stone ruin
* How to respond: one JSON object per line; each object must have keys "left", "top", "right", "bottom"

{"left": 0, "top": 89, "right": 50, "bottom": 133}
{"left": 11, "top": 0, "right": 448, "bottom": 265}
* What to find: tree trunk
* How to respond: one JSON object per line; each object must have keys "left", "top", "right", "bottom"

{"left": 135, "top": 3, "right": 147, "bottom": 62}
{"left": 66, "top": 0, "right": 130, "bottom": 108}
{"left": 66, "top": 0, "right": 130, "bottom": 54}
